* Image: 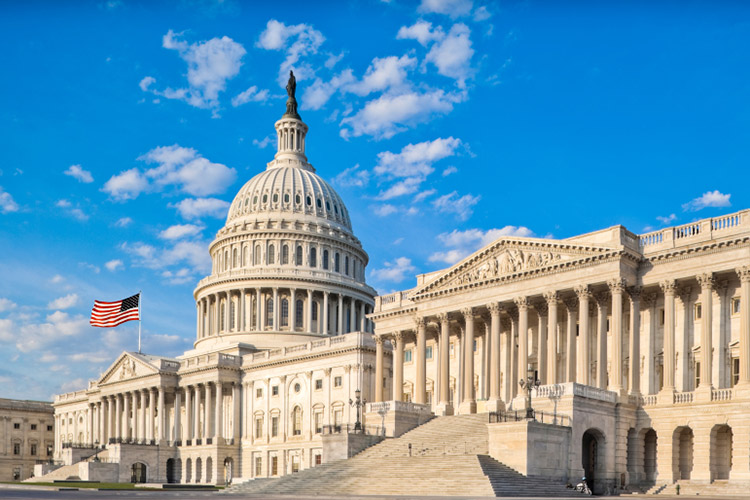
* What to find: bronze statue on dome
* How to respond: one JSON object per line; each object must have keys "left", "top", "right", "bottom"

{"left": 285, "top": 70, "right": 300, "bottom": 118}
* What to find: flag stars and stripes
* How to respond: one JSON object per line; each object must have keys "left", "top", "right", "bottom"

{"left": 90, "top": 293, "right": 140, "bottom": 327}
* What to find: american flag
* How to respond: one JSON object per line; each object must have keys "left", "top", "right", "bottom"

{"left": 90, "top": 293, "right": 140, "bottom": 327}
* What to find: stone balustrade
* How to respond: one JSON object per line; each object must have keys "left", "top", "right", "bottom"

{"left": 639, "top": 209, "right": 750, "bottom": 251}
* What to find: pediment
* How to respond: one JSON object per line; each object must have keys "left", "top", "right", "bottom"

{"left": 98, "top": 352, "right": 160, "bottom": 385}
{"left": 411, "top": 237, "right": 618, "bottom": 298}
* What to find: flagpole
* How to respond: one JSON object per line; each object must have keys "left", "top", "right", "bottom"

{"left": 138, "top": 290, "right": 142, "bottom": 354}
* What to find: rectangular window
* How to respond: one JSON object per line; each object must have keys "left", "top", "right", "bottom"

{"left": 13, "top": 443, "right": 20, "bottom": 455}
{"left": 46, "top": 444, "right": 52, "bottom": 457}
{"left": 659, "top": 308, "right": 665, "bottom": 326}
{"left": 13, "top": 423, "right": 20, "bottom": 429}
{"left": 30, "top": 444, "right": 37, "bottom": 456}
{"left": 334, "top": 409, "right": 343, "bottom": 427}
{"left": 695, "top": 361, "right": 701, "bottom": 389}
{"left": 404, "top": 350, "right": 412, "bottom": 363}
{"left": 315, "top": 379, "right": 323, "bottom": 390}
{"left": 473, "top": 339, "right": 477, "bottom": 352}
{"left": 450, "top": 342, "right": 455, "bottom": 358}
{"left": 271, "top": 456, "right": 278, "bottom": 476}
{"left": 272, "top": 385, "right": 279, "bottom": 396}
{"left": 694, "top": 303, "right": 702, "bottom": 321}
{"left": 255, "top": 456, "right": 262, "bottom": 477}
{"left": 426, "top": 345, "right": 433, "bottom": 360}
{"left": 30, "top": 424, "right": 37, "bottom": 431}
{"left": 255, "top": 417, "right": 263, "bottom": 439}
{"left": 291, "top": 456, "right": 300, "bottom": 473}
{"left": 271, "top": 416, "right": 279, "bottom": 437}
{"left": 334, "top": 376, "right": 342, "bottom": 387}
{"left": 315, "top": 454, "right": 322, "bottom": 465}
{"left": 732, "top": 358, "right": 740, "bottom": 387}
{"left": 46, "top": 425, "right": 52, "bottom": 432}
{"left": 732, "top": 297, "right": 741, "bottom": 316}
{"left": 314, "top": 412, "right": 323, "bottom": 434}
{"left": 256, "top": 388, "right": 263, "bottom": 398}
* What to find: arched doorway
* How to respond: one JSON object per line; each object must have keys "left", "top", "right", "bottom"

{"left": 206, "top": 457, "right": 213, "bottom": 484}
{"left": 673, "top": 427, "right": 694, "bottom": 481}
{"left": 224, "top": 457, "right": 234, "bottom": 485}
{"left": 582, "top": 429, "right": 604, "bottom": 494}
{"left": 166, "top": 459, "right": 175, "bottom": 484}
{"left": 643, "top": 429, "right": 657, "bottom": 484}
{"left": 185, "top": 458, "right": 192, "bottom": 484}
{"left": 195, "top": 457, "right": 203, "bottom": 483}
{"left": 130, "top": 462, "right": 147, "bottom": 483}
{"left": 174, "top": 458, "right": 182, "bottom": 484}
{"left": 710, "top": 424, "right": 733, "bottom": 481}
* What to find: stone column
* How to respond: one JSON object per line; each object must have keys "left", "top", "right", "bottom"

{"left": 545, "top": 292, "right": 559, "bottom": 384}
{"left": 374, "top": 336, "right": 384, "bottom": 402}
{"left": 273, "top": 288, "right": 279, "bottom": 330}
{"left": 628, "top": 286, "right": 642, "bottom": 396}
{"left": 290, "top": 288, "right": 296, "bottom": 331}
{"left": 323, "top": 292, "right": 329, "bottom": 334}
{"left": 437, "top": 313, "right": 452, "bottom": 415}
{"left": 122, "top": 393, "right": 130, "bottom": 441}
{"left": 514, "top": 299, "right": 529, "bottom": 390}
{"left": 575, "top": 286, "right": 592, "bottom": 385}
{"left": 233, "top": 383, "right": 240, "bottom": 442}
{"left": 677, "top": 286, "right": 692, "bottom": 391}
{"left": 157, "top": 387, "right": 165, "bottom": 443}
{"left": 240, "top": 289, "right": 246, "bottom": 331}
{"left": 101, "top": 399, "right": 108, "bottom": 443}
{"left": 608, "top": 279, "right": 626, "bottom": 393}
{"left": 138, "top": 391, "right": 146, "bottom": 442}
{"left": 196, "top": 301, "right": 201, "bottom": 338}
{"left": 194, "top": 384, "right": 202, "bottom": 441}
{"left": 306, "top": 289, "right": 313, "bottom": 333}
{"left": 461, "top": 308, "right": 476, "bottom": 414}
{"left": 204, "top": 382, "right": 212, "bottom": 441}
{"left": 641, "top": 293, "right": 657, "bottom": 395}
{"left": 660, "top": 280, "right": 677, "bottom": 392}
{"left": 109, "top": 397, "right": 115, "bottom": 442}
{"left": 337, "top": 294, "right": 343, "bottom": 334}
{"left": 737, "top": 267, "right": 750, "bottom": 387}
{"left": 595, "top": 291, "right": 610, "bottom": 390}
{"left": 415, "top": 317, "right": 427, "bottom": 405}
{"left": 213, "top": 294, "right": 220, "bottom": 335}
{"left": 256, "top": 288, "right": 262, "bottom": 331}
{"left": 88, "top": 404, "right": 94, "bottom": 445}
{"left": 215, "top": 382, "right": 223, "bottom": 442}
{"left": 392, "top": 332, "right": 404, "bottom": 402}
{"left": 565, "top": 297, "right": 578, "bottom": 383}
{"left": 173, "top": 390, "right": 181, "bottom": 443}
{"left": 488, "top": 303, "right": 502, "bottom": 410}
{"left": 697, "top": 273, "right": 715, "bottom": 389}
{"left": 535, "top": 302, "right": 548, "bottom": 384}
{"left": 184, "top": 386, "right": 192, "bottom": 442}
{"left": 349, "top": 298, "right": 356, "bottom": 333}
{"left": 509, "top": 309, "right": 519, "bottom": 398}
{"left": 360, "top": 302, "right": 366, "bottom": 332}
{"left": 148, "top": 388, "right": 155, "bottom": 442}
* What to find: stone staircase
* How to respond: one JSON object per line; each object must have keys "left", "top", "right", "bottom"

{"left": 224, "top": 414, "right": 575, "bottom": 497}
{"left": 648, "top": 480, "right": 750, "bottom": 496}
{"left": 24, "top": 463, "right": 82, "bottom": 482}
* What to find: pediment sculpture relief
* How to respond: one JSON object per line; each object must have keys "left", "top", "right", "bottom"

{"left": 450, "top": 249, "right": 564, "bottom": 286}
{"left": 118, "top": 359, "right": 138, "bottom": 380}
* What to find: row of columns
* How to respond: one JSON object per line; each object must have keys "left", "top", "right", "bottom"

{"left": 180, "top": 382, "right": 240, "bottom": 445}
{"left": 374, "top": 268, "right": 750, "bottom": 412}
{"left": 197, "top": 289, "right": 372, "bottom": 338}
{"left": 91, "top": 387, "right": 165, "bottom": 445}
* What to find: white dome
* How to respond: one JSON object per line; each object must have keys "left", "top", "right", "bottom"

{"left": 226, "top": 165, "right": 352, "bottom": 231}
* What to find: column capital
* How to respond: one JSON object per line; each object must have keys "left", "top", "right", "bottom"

{"left": 627, "top": 285, "right": 643, "bottom": 301}
{"left": 437, "top": 312, "right": 450, "bottom": 324}
{"left": 374, "top": 335, "right": 384, "bottom": 345}
{"left": 414, "top": 316, "right": 426, "bottom": 329}
{"left": 607, "top": 278, "right": 627, "bottom": 294}
{"left": 659, "top": 279, "right": 677, "bottom": 295}
{"left": 595, "top": 290, "right": 610, "bottom": 306}
{"left": 461, "top": 307, "right": 474, "bottom": 319}
{"left": 392, "top": 331, "right": 404, "bottom": 343}
{"left": 564, "top": 296, "right": 578, "bottom": 312}
{"left": 533, "top": 300, "right": 548, "bottom": 316}
{"left": 487, "top": 302, "right": 502, "bottom": 316}
{"left": 574, "top": 284, "right": 592, "bottom": 299}
{"left": 677, "top": 286, "right": 693, "bottom": 304}
{"left": 543, "top": 291, "right": 559, "bottom": 305}
{"left": 697, "top": 272, "right": 716, "bottom": 290}
{"left": 737, "top": 266, "right": 750, "bottom": 283}
{"left": 513, "top": 297, "right": 529, "bottom": 310}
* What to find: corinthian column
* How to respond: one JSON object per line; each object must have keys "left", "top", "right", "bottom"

{"left": 608, "top": 278, "right": 626, "bottom": 394}
{"left": 544, "top": 292, "right": 559, "bottom": 384}
{"left": 437, "top": 313, "right": 453, "bottom": 415}
{"left": 488, "top": 303, "right": 502, "bottom": 411}
{"left": 737, "top": 267, "right": 750, "bottom": 387}
{"left": 575, "top": 286, "right": 592, "bottom": 385}
{"left": 697, "top": 273, "right": 715, "bottom": 389}
{"left": 460, "top": 308, "right": 476, "bottom": 414}
{"left": 595, "top": 291, "right": 610, "bottom": 390}
{"left": 392, "top": 332, "right": 404, "bottom": 402}
{"left": 564, "top": 297, "right": 578, "bottom": 383}
{"left": 660, "top": 280, "right": 677, "bottom": 392}
{"left": 374, "top": 336, "right": 384, "bottom": 402}
{"left": 415, "top": 317, "right": 427, "bottom": 404}
{"left": 514, "top": 299, "right": 529, "bottom": 389}
{"left": 628, "top": 286, "right": 642, "bottom": 396}
{"left": 535, "top": 301, "right": 548, "bottom": 384}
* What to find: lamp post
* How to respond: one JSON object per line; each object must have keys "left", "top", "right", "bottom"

{"left": 92, "top": 440, "right": 101, "bottom": 462}
{"left": 349, "top": 389, "right": 366, "bottom": 432}
{"left": 518, "top": 364, "right": 541, "bottom": 420}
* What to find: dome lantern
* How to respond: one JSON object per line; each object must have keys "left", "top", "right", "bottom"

{"left": 271, "top": 71, "right": 313, "bottom": 171}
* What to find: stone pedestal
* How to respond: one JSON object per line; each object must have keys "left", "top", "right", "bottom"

{"left": 364, "top": 401, "right": 433, "bottom": 437}
{"left": 321, "top": 432, "right": 384, "bottom": 464}
{"left": 458, "top": 400, "right": 477, "bottom": 415}
{"left": 435, "top": 402, "right": 454, "bottom": 416}
{"left": 487, "top": 419, "right": 571, "bottom": 480}
{"left": 484, "top": 398, "right": 505, "bottom": 413}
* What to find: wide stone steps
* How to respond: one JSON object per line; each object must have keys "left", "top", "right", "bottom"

{"left": 652, "top": 480, "right": 750, "bottom": 496}
{"left": 25, "top": 463, "right": 81, "bottom": 482}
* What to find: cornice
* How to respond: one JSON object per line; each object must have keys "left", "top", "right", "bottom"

{"left": 241, "top": 344, "right": 380, "bottom": 372}
{"left": 195, "top": 274, "right": 377, "bottom": 300}
{"left": 644, "top": 236, "right": 750, "bottom": 266}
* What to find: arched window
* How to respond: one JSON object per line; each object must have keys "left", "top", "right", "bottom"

{"left": 224, "top": 250, "right": 229, "bottom": 271}
{"left": 266, "top": 298, "right": 274, "bottom": 328}
{"left": 353, "top": 260, "right": 357, "bottom": 279}
{"left": 230, "top": 299, "right": 236, "bottom": 331}
{"left": 268, "top": 245, "right": 275, "bottom": 264}
{"left": 244, "top": 246, "right": 250, "bottom": 266}
{"left": 322, "top": 250, "right": 329, "bottom": 270}
{"left": 310, "top": 247, "right": 317, "bottom": 267}
{"left": 295, "top": 246, "right": 303, "bottom": 266}
{"left": 220, "top": 302, "right": 225, "bottom": 331}
{"left": 254, "top": 245, "right": 261, "bottom": 265}
{"left": 233, "top": 248, "right": 238, "bottom": 267}
{"left": 292, "top": 406, "right": 302, "bottom": 436}
{"left": 334, "top": 253, "right": 340, "bottom": 272}
{"left": 345, "top": 256, "right": 349, "bottom": 275}
{"left": 295, "top": 299, "right": 304, "bottom": 329}
{"left": 281, "top": 299, "right": 289, "bottom": 327}
{"left": 281, "top": 245, "right": 289, "bottom": 265}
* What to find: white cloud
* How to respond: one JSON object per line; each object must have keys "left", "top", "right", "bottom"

{"left": 413, "top": 189, "right": 436, "bottom": 202}
{"left": 161, "top": 268, "right": 194, "bottom": 285}
{"left": 301, "top": 70, "right": 355, "bottom": 111}
{"left": 681, "top": 190, "right": 731, "bottom": 212}
{"left": 429, "top": 226, "right": 535, "bottom": 264}
{"left": 656, "top": 213, "right": 677, "bottom": 225}
{"left": 40, "top": 353, "right": 58, "bottom": 363}
{"left": 0, "top": 298, "right": 16, "bottom": 312}
{"left": 172, "top": 197, "right": 230, "bottom": 220}
{"left": 332, "top": 164, "right": 370, "bottom": 188}
{"left": 473, "top": 5, "right": 491, "bottom": 21}
{"left": 15, "top": 311, "right": 89, "bottom": 353}
{"left": 252, "top": 136, "right": 275, "bottom": 149}
{"left": 376, "top": 137, "right": 462, "bottom": 178}
{"left": 0, "top": 186, "right": 19, "bottom": 213}
{"left": 64, "top": 164, "right": 94, "bottom": 183}
{"left": 141, "top": 30, "right": 246, "bottom": 114}
{"left": 397, "top": 20, "right": 444, "bottom": 46}
{"left": 257, "top": 19, "right": 325, "bottom": 86}
{"left": 425, "top": 23, "right": 474, "bottom": 87}
{"left": 340, "top": 89, "right": 465, "bottom": 139}
{"left": 115, "top": 217, "right": 133, "bottom": 227}
{"left": 49, "top": 275, "right": 64, "bottom": 284}
{"left": 104, "top": 259, "right": 123, "bottom": 272}
{"left": 325, "top": 51, "right": 344, "bottom": 69}
{"left": 373, "top": 204, "right": 398, "bottom": 217}
{"left": 56, "top": 199, "right": 88, "bottom": 221}
{"left": 442, "top": 166, "right": 457, "bottom": 176}
{"left": 418, "top": 0, "right": 473, "bottom": 18}
{"left": 432, "top": 191, "right": 480, "bottom": 221}
{"left": 47, "top": 293, "right": 79, "bottom": 310}
{"left": 159, "top": 223, "right": 203, "bottom": 240}
{"left": 231, "top": 85, "right": 271, "bottom": 107}
{"left": 348, "top": 55, "right": 417, "bottom": 96}
{"left": 370, "top": 256, "right": 416, "bottom": 283}
{"left": 376, "top": 177, "right": 424, "bottom": 200}
{"left": 102, "top": 168, "right": 149, "bottom": 201}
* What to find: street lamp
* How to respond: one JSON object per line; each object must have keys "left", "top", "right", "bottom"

{"left": 349, "top": 389, "right": 366, "bottom": 432}
{"left": 92, "top": 440, "right": 101, "bottom": 462}
{"left": 518, "top": 364, "right": 541, "bottom": 420}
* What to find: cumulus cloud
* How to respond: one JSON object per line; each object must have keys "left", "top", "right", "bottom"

{"left": 257, "top": 19, "right": 325, "bottom": 86}
{"left": 0, "top": 298, "right": 16, "bottom": 312}
{"left": 64, "top": 164, "right": 94, "bottom": 183}
{"left": 14, "top": 311, "right": 89, "bottom": 353}
{"left": 432, "top": 191, "right": 480, "bottom": 221}
{"left": 161, "top": 268, "right": 194, "bottom": 285}
{"left": 115, "top": 217, "right": 133, "bottom": 227}
{"left": 172, "top": 197, "right": 230, "bottom": 220}
{"left": 429, "top": 226, "right": 535, "bottom": 264}
{"left": 370, "top": 257, "right": 416, "bottom": 283}
{"left": 340, "top": 89, "right": 465, "bottom": 139}
{"left": 442, "top": 166, "right": 457, "bottom": 176}
{"left": 121, "top": 239, "right": 210, "bottom": 275}
{"left": 348, "top": 55, "right": 417, "bottom": 96}
{"left": 140, "top": 30, "right": 246, "bottom": 115}
{"left": 103, "top": 145, "right": 236, "bottom": 201}
{"left": 47, "top": 293, "right": 79, "bottom": 310}
{"left": 301, "top": 70, "right": 355, "bottom": 111}
{"left": 0, "top": 186, "right": 19, "bottom": 213}
{"left": 397, "top": 20, "right": 444, "bottom": 46}
{"left": 231, "top": 85, "right": 271, "bottom": 107}
{"left": 656, "top": 213, "right": 677, "bottom": 225}
{"left": 49, "top": 275, "right": 64, "bottom": 284}
{"left": 425, "top": 23, "right": 474, "bottom": 87}
{"left": 252, "top": 136, "right": 275, "bottom": 149}
{"left": 681, "top": 190, "right": 731, "bottom": 212}
{"left": 332, "top": 164, "right": 370, "bottom": 188}
{"left": 105, "top": 259, "right": 123, "bottom": 272}
{"left": 159, "top": 223, "right": 203, "bottom": 240}
{"left": 418, "top": 0, "right": 473, "bottom": 18}
{"left": 373, "top": 204, "right": 398, "bottom": 217}
{"left": 376, "top": 177, "right": 424, "bottom": 200}
{"left": 473, "top": 5, "right": 491, "bottom": 21}
{"left": 55, "top": 199, "right": 88, "bottom": 221}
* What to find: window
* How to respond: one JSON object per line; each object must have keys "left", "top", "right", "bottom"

{"left": 315, "top": 379, "right": 323, "bottom": 390}
{"left": 294, "top": 383, "right": 301, "bottom": 393}
{"left": 13, "top": 423, "right": 20, "bottom": 429}
{"left": 659, "top": 308, "right": 665, "bottom": 326}
{"left": 220, "top": 302, "right": 226, "bottom": 331}
{"left": 316, "top": 198, "right": 322, "bottom": 208}
{"left": 292, "top": 455, "right": 300, "bottom": 473}
{"left": 256, "top": 388, "right": 263, "bottom": 398}
{"left": 315, "top": 454, "right": 322, "bottom": 465}
{"left": 326, "top": 201, "right": 330, "bottom": 211}
{"left": 30, "top": 424, "right": 37, "bottom": 431}
{"left": 255, "top": 417, "right": 264, "bottom": 438}
{"left": 695, "top": 361, "right": 701, "bottom": 389}
{"left": 255, "top": 456, "right": 262, "bottom": 477}
{"left": 281, "top": 245, "right": 289, "bottom": 265}
{"left": 334, "top": 409, "right": 343, "bottom": 427}
{"left": 732, "top": 358, "right": 740, "bottom": 387}
{"left": 271, "top": 416, "right": 279, "bottom": 437}
{"left": 30, "top": 444, "right": 37, "bottom": 456}
{"left": 312, "top": 301, "right": 318, "bottom": 321}
{"left": 46, "top": 444, "right": 52, "bottom": 456}
{"left": 281, "top": 299, "right": 289, "bottom": 327}
{"left": 296, "top": 245, "right": 303, "bottom": 266}
{"left": 230, "top": 300, "right": 236, "bottom": 330}
{"left": 314, "top": 412, "right": 323, "bottom": 434}
{"left": 272, "top": 193, "right": 278, "bottom": 203}
{"left": 262, "top": 194, "right": 268, "bottom": 203}
{"left": 266, "top": 299, "right": 274, "bottom": 327}
{"left": 334, "top": 253, "right": 340, "bottom": 272}
{"left": 345, "top": 256, "right": 349, "bottom": 275}
{"left": 322, "top": 249, "right": 329, "bottom": 270}
{"left": 268, "top": 245, "right": 275, "bottom": 264}
{"left": 306, "top": 195, "right": 312, "bottom": 206}
{"left": 473, "top": 340, "right": 477, "bottom": 352}
{"left": 450, "top": 343, "right": 455, "bottom": 358}
{"left": 284, "top": 193, "right": 289, "bottom": 204}
{"left": 271, "top": 456, "right": 278, "bottom": 476}
{"left": 694, "top": 303, "right": 702, "bottom": 321}
{"left": 426, "top": 346, "right": 433, "bottom": 360}
{"left": 732, "top": 297, "right": 741, "bottom": 315}
{"left": 46, "top": 425, "right": 52, "bottom": 432}
{"left": 334, "top": 376, "right": 342, "bottom": 387}
{"left": 310, "top": 247, "right": 317, "bottom": 267}
{"left": 292, "top": 407, "right": 302, "bottom": 436}
{"left": 404, "top": 350, "right": 412, "bottom": 363}
{"left": 233, "top": 248, "right": 238, "bottom": 267}
{"left": 272, "top": 385, "right": 279, "bottom": 396}
{"left": 13, "top": 442, "right": 20, "bottom": 455}
{"left": 254, "top": 245, "right": 261, "bottom": 265}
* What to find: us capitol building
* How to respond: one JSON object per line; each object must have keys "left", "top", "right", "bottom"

{"left": 48, "top": 79, "right": 750, "bottom": 495}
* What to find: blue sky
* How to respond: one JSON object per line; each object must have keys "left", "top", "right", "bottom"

{"left": 1, "top": 0, "right": 748, "bottom": 400}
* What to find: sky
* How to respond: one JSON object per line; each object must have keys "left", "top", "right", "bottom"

{"left": 1, "top": 0, "right": 749, "bottom": 400}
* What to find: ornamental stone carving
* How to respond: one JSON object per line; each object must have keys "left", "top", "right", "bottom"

{"left": 607, "top": 278, "right": 627, "bottom": 294}
{"left": 697, "top": 273, "right": 716, "bottom": 290}
{"left": 487, "top": 302, "right": 502, "bottom": 316}
{"left": 659, "top": 279, "right": 677, "bottom": 295}
{"left": 574, "top": 285, "right": 592, "bottom": 300}
{"left": 445, "top": 248, "right": 566, "bottom": 287}
{"left": 534, "top": 300, "right": 548, "bottom": 316}
{"left": 627, "top": 286, "right": 643, "bottom": 301}
{"left": 543, "top": 291, "right": 559, "bottom": 305}
{"left": 513, "top": 297, "right": 529, "bottom": 310}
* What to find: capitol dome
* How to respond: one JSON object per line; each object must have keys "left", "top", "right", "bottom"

{"left": 191, "top": 82, "right": 376, "bottom": 353}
